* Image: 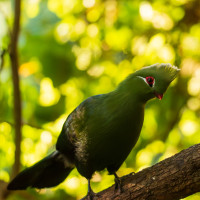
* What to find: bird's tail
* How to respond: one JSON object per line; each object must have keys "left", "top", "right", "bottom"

{"left": 7, "top": 151, "right": 74, "bottom": 190}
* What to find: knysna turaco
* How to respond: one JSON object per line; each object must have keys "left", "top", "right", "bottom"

{"left": 8, "top": 63, "right": 180, "bottom": 199}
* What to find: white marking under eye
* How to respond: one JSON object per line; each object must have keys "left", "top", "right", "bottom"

{"left": 137, "top": 76, "right": 155, "bottom": 88}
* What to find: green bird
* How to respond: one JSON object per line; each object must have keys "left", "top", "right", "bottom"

{"left": 7, "top": 63, "right": 180, "bottom": 199}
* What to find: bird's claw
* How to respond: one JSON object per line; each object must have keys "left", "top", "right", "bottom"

{"left": 82, "top": 191, "right": 99, "bottom": 200}
{"left": 82, "top": 179, "right": 99, "bottom": 200}
{"left": 114, "top": 174, "right": 123, "bottom": 193}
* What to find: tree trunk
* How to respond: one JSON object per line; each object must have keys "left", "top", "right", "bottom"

{"left": 9, "top": 0, "right": 22, "bottom": 178}
{"left": 84, "top": 143, "right": 200, "bottom": 200}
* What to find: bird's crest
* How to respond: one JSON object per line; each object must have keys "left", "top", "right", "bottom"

{"left": 160, "top": 63, "right": 180, "bottom": 81}
{"left": 134, "top": 63, "right": 180, "bottom": 83}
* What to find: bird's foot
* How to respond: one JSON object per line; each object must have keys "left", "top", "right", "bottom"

{"left": 81, "top": 179, "right": 99, "bottom": 200}
{"left": 114, "top": 173, "right": 123, "bottom": 194}
{"left": 82, "top": 190, "right": 99, "bottom": 200}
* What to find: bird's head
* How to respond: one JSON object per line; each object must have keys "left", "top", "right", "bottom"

{"left": 118, "top": 63, "right": 180, "bottom": 103}
{"left": 134, "top": 63, "right": 180, "bottom": 101}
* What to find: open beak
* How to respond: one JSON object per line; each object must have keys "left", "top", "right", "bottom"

{"left": 155, "top": 93, "right": 163, "bottom": 100}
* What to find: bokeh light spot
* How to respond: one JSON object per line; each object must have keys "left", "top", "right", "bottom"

{"left": 152, "top": 12, "right": 174, "bottom": 30}
{"left": 40, "top": 131, "right": 52, "bottom": 144}
{"left": 83, "top": 0, "right": 95, "bottom": 8}
{"left": 87, "top": 65, "right": 104, "bottom": 77}
{"left": 65, "top": 177, "right": 80, "bottom": 190}
{"left": 75, "top": 20, "right": 86, "bottom": 35}
{"left": 55, "top": 23, "right": 70, "bottom": 43}
{"left": 76, "top": 49, "right": 92, "bottom": 70}
{"left": 188, "top": 77, "right": 200, "bottom": 96}
{"left": 87, "top": 24, "right": 99, "bottom": 38}
{"left": 39, "top": 78, "right": 60, "bottom": 106}
{"left": 19, "top": 59, "right": 41, "bottom": 77}
{"left": 139, "top": 1, "right": 153, "bottom": 21}
{"left": 180, "top": 120, "right": 198, "bottom": 136}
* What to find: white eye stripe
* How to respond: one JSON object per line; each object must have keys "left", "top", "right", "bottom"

{"left": 137, "top": 76, "right": 148, "bottom": 85}
{"left": 137, "top": 76, "right": 155, "bottom": 87}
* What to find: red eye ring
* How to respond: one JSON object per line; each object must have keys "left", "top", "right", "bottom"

{"left": 145, "top": 76, "right": 154, "bottom": 87}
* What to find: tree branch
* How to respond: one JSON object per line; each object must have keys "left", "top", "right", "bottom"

{"left": 9, "top": 0, "right": 22, "bottom": 178}
{"left": 85, "top": 143, "right": 200, "bottom": 200}
{"left": 2, "top": 144, "right": 200, "bottom": 200}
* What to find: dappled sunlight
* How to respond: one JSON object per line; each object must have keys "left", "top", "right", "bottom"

{"left": 60, "top": 171, "right": 88, "bottom": 198}
{"left": 160, "top": 146, "right": 179, "bottom": 160}
{"left": 40, "top": 131, "right": 53, "bottom": 144}
{"left": 142, "top": 109, "right": 158, "bottom": 140}
{"left": 152, "top": 12, "right": 174, "bottom": 30}
{"left": 105, "top": 27, "right": 132, "bottom": 50}
{"left": 1, "top": 0, "right": 200, "bottom": 199}
{"left": 136, "top": 140, "right": 165, "bottom": 168}
{"left": 182, "top": 35, "right": 200, "bottom": 53}
{"left": 19, "top": 59, "right": 41, "bottom": 77}
{"left": 139, "top": 2, "right": 153, "bottom": 21}
{"left": 55, "top": 22, "right": 70, "bottom": 43}
{"left": 188, "top": 77, "right": 200, "bottom": 96}
{"left": 83, "top": 0, "right": 95, "bottom": 8}
{"left": 87, "top": 7, "right": 102, "bottom": 22}
{"left": 65, "top": 177, "right": 81, "bottom": 190}
{"left": 179, "top": 109, "right": 200, "bottom": 137}
{"left": 167, "top": 129, "right": 181, "bottom": 146}
{"left": 39, "top": 78, "right": 60, "bottom": 106}
{"left": 48, "top": 0, "right": 76, "bottom": 17}
{"left": 87, "top": 24, "right": 99, "bottom": 38}
{"left": 180, "top": 120, "right": 198, "bottom": 136}
{"left": 0, "top": 12, "right": 7, "bottom": 38}
{"left": 74, "top": 19, "right": 86, "bottom": 35}
{"left": 21, "top": 125, "right": 54, "bottom": 166}
{"left": 140, "top": 2, "right": 174, "bottom": 30}
{"left": 0, "top": 170, "right": 9, "bottom": 182}
{"left": 131, "top": 36, "right": 148, "bottom": 56}
{"left": 181, "top": 58, "right": 200, "bottom": 77}
{"left": 25, "top": 0, "right": 40, "bottom": 18}
{"left": 0, "top": 123, "right": 14, "bottom": 182}
{"left": 149, "top": 33, "right": 166, "bottom": 49}
{"left": 187, "top": 98, "right": 200, "bottom": 111}
{"left": 75, "top": 48, "right": 92, "bottom": 70}
{"left": 44, "top": 114, "right": 67, "bottom": 134}
{"left": 87, "top": 64, "right": 104, "bottom": 77}
{"left": 158, "top": 45, "right": 175, "bottom": 63}
{"left": 105, "top": 0, "right": 117, "bottom": 26}
{"left": 136, "top": 149, "right": 154, "bottom": 167}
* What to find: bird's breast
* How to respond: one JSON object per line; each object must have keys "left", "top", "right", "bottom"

{"left": 83, "top": 106, "right": 144, "bottom": 168}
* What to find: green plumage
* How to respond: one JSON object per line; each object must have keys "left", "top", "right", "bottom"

{"left": 8, "top": 63, "right": 180, "bottom": 198}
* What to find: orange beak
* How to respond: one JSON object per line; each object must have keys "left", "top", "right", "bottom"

{"left": 155, "top": 93, "right": 163, "bottom": 100}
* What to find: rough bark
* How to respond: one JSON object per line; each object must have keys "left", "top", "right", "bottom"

{"left": 1, "top": 143, "right": 200, "bottom": 200}
{"left": 9, "top": 0, "right": 22, "bottom": 178}
{"left": 83, "top": 143, "right": 200, "bottom": 200}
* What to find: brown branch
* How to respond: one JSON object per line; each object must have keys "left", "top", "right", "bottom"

{"left": 85, "top": 143, "right": 200, "bottom": 200}
{"left": 9, "top": 0, "right": 22, "bottom": 178}
{"left": 2, "top": 144, "right": 200, "bottom": 200}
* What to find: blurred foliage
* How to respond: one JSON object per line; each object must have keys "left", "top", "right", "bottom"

{"left": 0, "top": 0, "right": 200, "bottom": 199}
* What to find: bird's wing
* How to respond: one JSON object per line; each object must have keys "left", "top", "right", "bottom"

{"left": 55, "top": 109, "right": 82, "bottom": 161}
{"left": 56, "top": 95, "right": 100, "bottom": 160}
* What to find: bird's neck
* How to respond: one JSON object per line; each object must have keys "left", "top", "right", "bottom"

{"left": 105, "top": 89, "right": 145, "bottom": 117}
{"left": 116, "top": 75, "right": 154, "bottom": 103}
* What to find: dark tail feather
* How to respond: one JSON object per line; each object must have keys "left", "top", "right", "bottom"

{"left": 7, "top": 151, "right": 74, "bottom": 190}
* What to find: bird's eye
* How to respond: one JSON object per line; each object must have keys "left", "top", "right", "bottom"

{"left": 145, "top": 76, "right": 154, "bottom": 87}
